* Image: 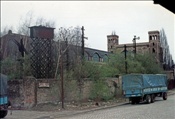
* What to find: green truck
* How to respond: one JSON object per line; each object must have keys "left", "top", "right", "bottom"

{"left": 122, "top": 74, "right": 168, "bottom": 104}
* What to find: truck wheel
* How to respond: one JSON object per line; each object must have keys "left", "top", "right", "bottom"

{"left": 146, "top": 95, "right": 151, "bottom": 104}
{"left": 0, "top": 110, "right": 8, "bottom": 118}
{"left": 131, "top": 99, "right": 135, "bottom": 104}
{"left": 151, "top": 94, "right": 155, "bottom": 103}
{"left": 135, "top": 98, "right": 140, "bottom": 104}
{"left": 163, "top": 92, "right": 167, "bottom": 100}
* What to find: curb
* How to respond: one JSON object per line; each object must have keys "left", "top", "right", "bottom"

{"left": 57, "top": 91, "right": 175, "bottom": 118}
{"left": 167, "top": 90, "right": 175, "bottom": 96}
{"left": 56, "top": 100, "right": 129, "bottom": 118}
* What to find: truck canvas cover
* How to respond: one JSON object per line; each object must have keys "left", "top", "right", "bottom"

{"left": 0, "top": 74, "right": 8, "bottom": 96}
{"left": 122, "top": 74, "right": 167, "bottom": 90}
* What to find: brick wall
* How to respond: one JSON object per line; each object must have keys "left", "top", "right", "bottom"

{"left": 8, "top": 80, "right": 23, "bottom": 108}
{"left": 8, "top": 76, "right": 36, "bottom": 108}
{"left": 8, "top": 77, "right": 123, "bottom": 108}
{"left": 36, "top": 79, "right": 60, "bottom": 104}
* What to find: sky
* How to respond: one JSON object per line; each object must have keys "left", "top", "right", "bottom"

{"left": 1, "top": 1, "right": 175, "bottom": 60}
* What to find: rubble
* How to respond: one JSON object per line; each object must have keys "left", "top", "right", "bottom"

{"left": 30, "top": 98, "right": 127, "bottom": 112}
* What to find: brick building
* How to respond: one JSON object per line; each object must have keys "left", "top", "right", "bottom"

{"left": 107, "top": 30, "right": 164, "bottom": 64}
{"left": 0, "top": 26, "right": 110, "bottom": 78}
{"left": 0, "top": 29, "right": 109, "bottom": 63}
{"left": 0, "top": 30, "right": 31, "bottom": 60}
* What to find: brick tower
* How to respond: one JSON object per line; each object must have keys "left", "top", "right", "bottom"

{"left": 107, "top": 32, "right": 119, "bottom": 53}
{"left": 148, "top": 30, "right": 163, "bottom": 63}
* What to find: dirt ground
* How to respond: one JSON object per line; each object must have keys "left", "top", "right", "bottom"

{"left": 30, "top": 98, "right": 127, "bottom": 112}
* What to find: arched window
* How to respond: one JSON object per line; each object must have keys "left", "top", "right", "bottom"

{"left": 103, "top": 54, "right": 108, "bottom": 62}
{"left": 154, "top": 35, "right": 157, "bottom": 40}
{"left": 93, "top": 53, "right": 100, "bottom": 62}
{"left": 152, "top": 48, "right": 155, "bottom": 53}
{"left": 153, "top": 42, "right": 155, "bottom": 46}
{"left": 85, "top": 51, "right": 91, "bottom": 61}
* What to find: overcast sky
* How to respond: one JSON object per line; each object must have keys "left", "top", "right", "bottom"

{"left": 1, "top": 1, "right": 175, "bottom": 60}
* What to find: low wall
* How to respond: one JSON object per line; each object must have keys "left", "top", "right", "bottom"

{"left": 168, "top": 79, "right": 175, "bottom": 90}
{"left": 8, "top": 77, "right": 123, "bottom": 108}
{"left": 8, "top": 76, "right": 36, "bottom": 108}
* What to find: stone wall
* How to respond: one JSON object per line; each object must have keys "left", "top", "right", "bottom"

{"left": 8, "top": 79, "right": 23, "bottom": 108}
{"left": 106, "top": 77, "right": 123, "bottom": 97}
{"left": 8, "top": 76, "right": 36, "bottom": 108}
{"left": 36, "top": 79, "right": 60, "bottom": 104}
{"left": 8, "top": 77, "right": 123, "bottom": 108}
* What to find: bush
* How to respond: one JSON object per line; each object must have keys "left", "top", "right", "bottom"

{"left": 107, "top": 53, "right": 164, "bottom": 74}
{"left": 0, "top": 57, "right": 21, "bottom": 79}
{"left": 0, "top": 56, "right": 32, "bottom": 79}
{"left": 90, "top": 79, "right": 113, "bottom": 101}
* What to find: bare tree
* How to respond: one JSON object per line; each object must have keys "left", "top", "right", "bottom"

{"left": 0, "top": 25, "right": 14, "bottom": 37}
{"left": 53, "top": 26, "right": 82, "bottom": 108}
{"left": 35, "top": 17, "right": 55, "bottom": 28}
{"left": 17, "top": 11, "right": 56, "bottom": 36}
{"left": 54, "top": 26, "right": 82, "bottom": 79}
{"left": 17, "top": 11, "right": 34, "bottom": 36}
{"left": 160, "top": 28, "right": 172, "bottom": 69}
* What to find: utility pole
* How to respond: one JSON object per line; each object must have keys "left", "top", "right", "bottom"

{"left": 124, "top": 45, "right": 127, "bottom": 74}
{"left": 81, "top": 26, "right": 85, "bottom": 60}
{"left": 65, "top": 38, "right": 69, "bottom": 71}
{"left": 81, "top": 26, "right": 88, "bottom": 60}
{"left": 132, "top": 35, "right": 140, "bottom": 57}
{"left": 60, "top": 49, "right": 64, "bottom": 109}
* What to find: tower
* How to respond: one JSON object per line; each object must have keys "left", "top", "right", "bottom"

{"left": 148, "top": 30, "right": 163, "bottom": 63}
{"left": 29, "top": 25, "right": 55, "bottom": 78}
{"left": 107, "top": 32, "right": 119, "bottom": 53}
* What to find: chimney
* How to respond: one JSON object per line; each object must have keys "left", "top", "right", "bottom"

{"left": 8, "top": 30, "right": 12, "bottom": 34}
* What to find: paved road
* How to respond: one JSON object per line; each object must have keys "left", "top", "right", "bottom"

{"left": 58, "top": 95, "right": 175, "bottom": 119}
{"left": 5, "top": 95, "right": 175, "bottom": 119}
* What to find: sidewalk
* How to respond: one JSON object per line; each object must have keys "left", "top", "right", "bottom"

{"left": 52, "top": 89, "right": 175, "bottom": 118}
{"left": 167, "top": 88, "right": 175, "bottom": 95}
{"left": 38, "top": 100, "right": 130, "bottom": 119}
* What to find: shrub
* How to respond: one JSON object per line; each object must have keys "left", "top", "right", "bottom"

{"left": 90, "top": 79, "right": 113, "bottom": 101}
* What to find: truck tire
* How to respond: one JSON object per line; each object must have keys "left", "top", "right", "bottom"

{"left": 0, "top": 110, "right": 8, "bottom": 118}
{"left": 146, "top": 95, "right": 151, "bottom": 104}
{"left": 131, "top": 99, "right": 135, "bottom": 104}
{"left": 135, "top": 98, "right": 140, "bottom": 104}
{"left": 163, "top": 92, "right": 167, "bottom": 100}
{"left": 151, "top": 94, "right": 155, "bottom": 103}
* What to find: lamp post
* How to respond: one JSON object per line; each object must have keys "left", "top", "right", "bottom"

{"left": 132, "top": 35, "right": 140, "bottom": 57}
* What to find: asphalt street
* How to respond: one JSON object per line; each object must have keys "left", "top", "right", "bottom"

{"left": 5, "top": 92, "right": 175, "bottom": 119}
